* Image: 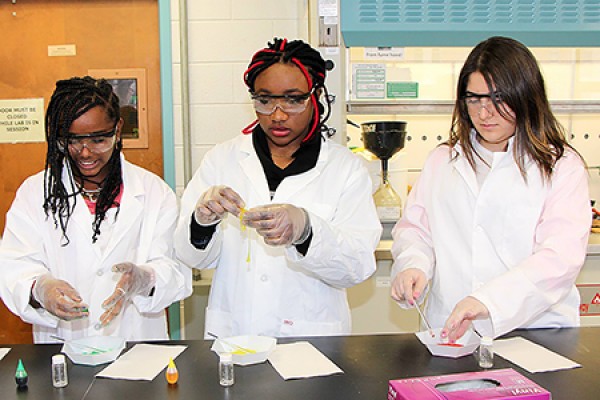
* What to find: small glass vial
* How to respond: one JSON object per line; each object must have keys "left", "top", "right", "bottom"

{"left": 52, "top": 354, "right": 68, "bottom": 388}
{"left": 478, "top": 336, "right": 494, "bottom": 369}
{"left": 219, "top": 352, "right": 234, "bottom": 387}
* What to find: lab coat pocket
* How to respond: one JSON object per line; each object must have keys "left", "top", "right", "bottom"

{"left": 279, "top": 318, "right": 344, "bottom": 337}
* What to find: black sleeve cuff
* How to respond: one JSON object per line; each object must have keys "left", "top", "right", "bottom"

{"left": 294, "top": 231, "right": 313, "bottom": 256}
{"left": 190, "top": 213, "right": 217, "bottom": 250}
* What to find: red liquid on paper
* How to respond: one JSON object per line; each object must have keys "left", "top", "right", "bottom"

{"left": 438, "top": 342, "right": 464, "bottom": 347}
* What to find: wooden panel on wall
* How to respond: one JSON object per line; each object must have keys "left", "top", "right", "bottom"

{"left": 0, "top": 0, "right": 163, "bottom": 343}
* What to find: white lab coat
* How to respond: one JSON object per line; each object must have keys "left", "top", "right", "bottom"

{"left": 0, "top": 156, "right": 192, "bottom": 343}
{"left": 174, "top": 134, "right": 381, "bottom": 338}
{"left": 391, "top": 141, "right": 591, "bottom": 338}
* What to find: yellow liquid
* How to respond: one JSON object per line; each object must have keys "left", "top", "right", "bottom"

{"left": 166, "top": 368, "right": 178, "bottom": 384}
{"left": 239, "top": 208, "right": 247, "bottom": 231}
{"left": 239, "top": 208, "right": 250, "bottom": 263}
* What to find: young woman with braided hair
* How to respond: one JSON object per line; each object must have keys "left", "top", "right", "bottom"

{"left": 175, "top": 38, "right": 381, "bottom": 338}
{"left": 0, "top": 77, "right": 191, "bottom": 343}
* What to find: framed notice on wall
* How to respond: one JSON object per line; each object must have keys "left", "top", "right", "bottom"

{"left": 87, "top": 68, "right": 149, "bottom": 149}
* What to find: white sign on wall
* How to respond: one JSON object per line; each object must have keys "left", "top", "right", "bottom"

{"left": 364, "top": 47, "right": 405, "bottom": 60}
{"left": 0, "top": 98, "right": 45, "bottom": 143}
{"left": 352, "top": 64, "right": 386, "bottom": 99}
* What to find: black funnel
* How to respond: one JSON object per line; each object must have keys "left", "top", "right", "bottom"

{"left": 361, "top": 121, "right": 407, "bottom": 160}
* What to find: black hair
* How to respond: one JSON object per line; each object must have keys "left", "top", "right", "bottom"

{"left": 44, "top": 76, "right": 123, "bottom": 244}
{"left": 243, "top": 38, "right": 335, "bottom": 140}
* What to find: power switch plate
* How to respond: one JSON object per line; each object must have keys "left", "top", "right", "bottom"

{"left": 319, "top": 17, "right": 338, "bottom": 47}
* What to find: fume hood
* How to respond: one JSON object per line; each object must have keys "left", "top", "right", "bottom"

{"left": 341, "top": 0, "right": 600, "bottom": 48}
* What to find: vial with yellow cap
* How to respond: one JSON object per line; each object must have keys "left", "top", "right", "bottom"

{"left": 166, "top": 357, "right": 179, "bottom": 385}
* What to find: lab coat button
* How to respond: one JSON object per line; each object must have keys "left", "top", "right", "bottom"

{"left": 260, "top": 274, "right": 268, "bottom": 282}
{"left": 96, "top": 270, "right": 104, "bottom": 276}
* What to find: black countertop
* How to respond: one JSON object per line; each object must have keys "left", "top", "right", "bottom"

{"left": 2, "top": 327, "right": 599, "bottom": 400}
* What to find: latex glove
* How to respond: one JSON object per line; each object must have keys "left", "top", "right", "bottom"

{"left": 441, "top": 296, "right": 490, "bottom": 342}
{"left": 99, "top": 262, "right": 156, "bottom": 327}
{"left": 32, "top": 273, "right": 89, "bottom": 320}
{"left": 391, "top": 268, "right": 428, "bottom": 306}
{"left": 194, "top": 185, "right": 245, "bottom": 226}
{"left": 243, "top": 204, "right": 310, "bottom": 246}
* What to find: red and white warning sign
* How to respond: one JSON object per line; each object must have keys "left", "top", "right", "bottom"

{"left": 577, "top": 285, "right": 600, "bottom": 316}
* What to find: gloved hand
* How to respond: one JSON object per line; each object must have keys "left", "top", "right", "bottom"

{"left": 99, "top": 262, "right": 156, "bottom": 327}
{"left": 32, "top": 273, "right": 89, "bottom": 320}
{"left": 242, "top": 204, "right": 310, "bottom": 246}
{"left": 441, "top": 296, "right": 490, "bottom": 343}
{"left": 194, "top": 185, "right": 245, "bottom": 226}
{"left": 391, "top": 268, "right": 428, "bottom": 306}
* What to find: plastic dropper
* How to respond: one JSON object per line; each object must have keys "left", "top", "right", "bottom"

{"left": 166, "top": 357, "right": 179, "bottom": 385}
{"left": 15, "top": 359, "right": 28, "bottom": 390}
{"left": 414, "top": 303, "right": 435, "bottom": 338}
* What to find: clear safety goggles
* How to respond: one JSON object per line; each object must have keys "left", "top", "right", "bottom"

{"left": 251, "top": 89, "right": 314, "bottom": 115}
{"left": 58, "top": 126, "right": 118, "bottom": 154}
{"left": 464, "top": 91, "right": 504, "bottom": 115}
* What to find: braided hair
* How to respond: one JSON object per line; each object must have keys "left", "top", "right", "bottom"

{"left": 243, "top": 38, "right": 335, "bottom": 141}
{"left": 44, "top": 76, "right": 123, "bottom": 244}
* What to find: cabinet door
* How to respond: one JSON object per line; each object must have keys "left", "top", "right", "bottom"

{"left": 0, "top": 0, "right": 163, "bottom": 344}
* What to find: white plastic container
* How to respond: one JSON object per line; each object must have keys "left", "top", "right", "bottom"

{"left": 416, "top": 328, "right": 480, "bottom": 358}
{"left": 61, "top": 336, "right": 125, "bottom": 366}
{"left": 211, "top": 335, "right": 276, "bottom": 366}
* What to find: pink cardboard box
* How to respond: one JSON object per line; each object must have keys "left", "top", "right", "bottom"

{"left": 388, "top": 368, "right": 551, "bottom": 400}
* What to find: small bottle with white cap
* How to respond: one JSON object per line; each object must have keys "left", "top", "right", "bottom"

{"left": 52, "top": 354, "right": 68, "bottom": 388}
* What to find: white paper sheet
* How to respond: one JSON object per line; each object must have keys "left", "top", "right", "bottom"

{"left": 494, "top": 336, "right": 581, "bottom": 373}
{"left": 267, "top": 341, "right": 343, "bottom": 380}
{"left": 0, "top": 348, "right": 10, "bottom": 361}
{"left": 96, "top": 343, "right": 187, "bottom": 380}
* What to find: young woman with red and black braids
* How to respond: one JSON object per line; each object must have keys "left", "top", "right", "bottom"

{"left": 0, "top": 76, "right": 191, "bottom": 343}
{"left": 175, "top": 38, "right": 381, "bottom": 338}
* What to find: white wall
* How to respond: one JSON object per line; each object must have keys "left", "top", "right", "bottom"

{"left": 170, "top": 0, "right": 310, "bottom": 196}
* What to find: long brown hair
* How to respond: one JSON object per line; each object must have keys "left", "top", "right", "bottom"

{"left": 449, "top": 36, "right": 579, "bottom": 181}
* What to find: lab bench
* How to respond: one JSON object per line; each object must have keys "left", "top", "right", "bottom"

{"left": 1, "top": 327, "right": 599, "bottom": 400}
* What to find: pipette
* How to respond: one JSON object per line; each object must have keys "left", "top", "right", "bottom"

{"left": 207, "top": 332, "right": 256, "bottom": 354}
{"left": 413, "top": 303, "right": 435, "bottom": 338}
{"left": 94, "top": 287, "right": 127, "bottom": 330}
{"left": 50, "top": 335, "right": 108, "bottom": 354}
{"left": 239, "top": 207, "right": 251, "bottom": 264}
